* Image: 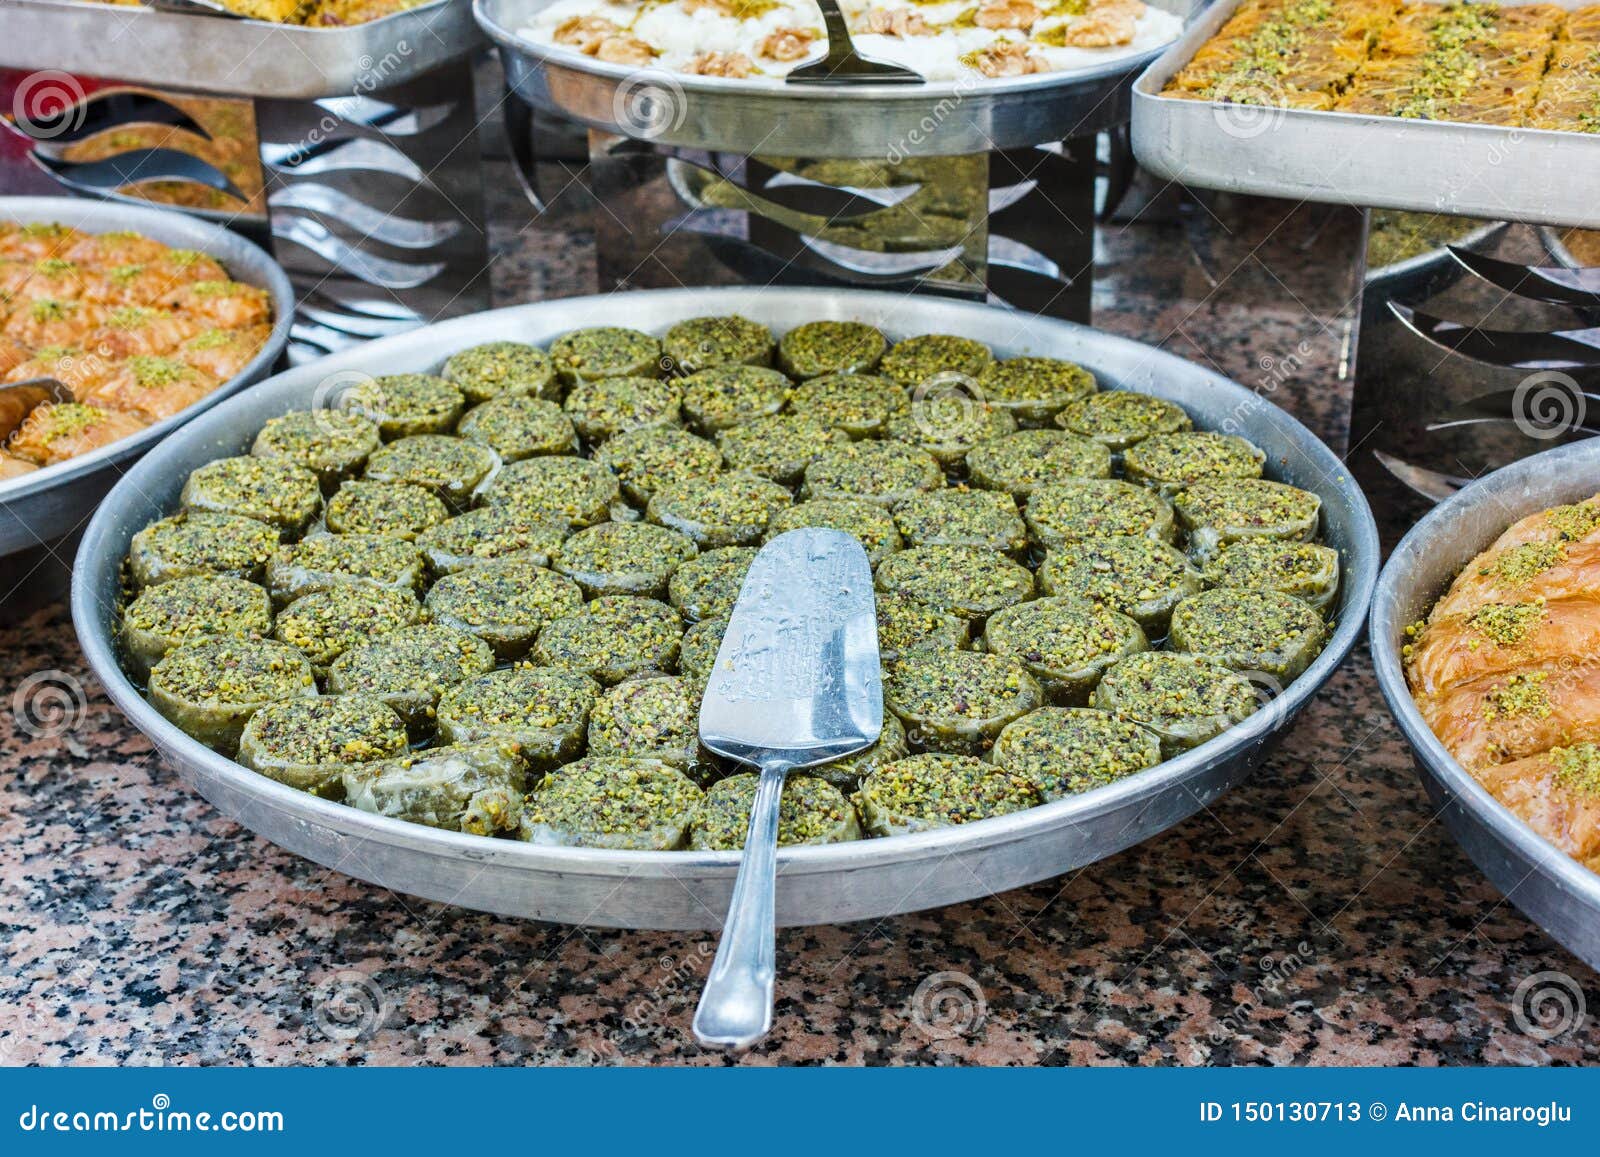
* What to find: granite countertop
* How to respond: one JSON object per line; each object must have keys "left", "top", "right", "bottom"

{"left": 2, "top": 163, "right": 1598, "bottom": 1067}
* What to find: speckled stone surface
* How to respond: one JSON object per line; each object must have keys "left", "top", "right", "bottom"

{"left": 2, "top": 159, "right": 1598, "bottom": 1067}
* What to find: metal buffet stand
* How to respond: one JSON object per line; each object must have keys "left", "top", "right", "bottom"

{"left": 477, "top": 0, "right": 1202, "bottom": 323}
{"left": 0, "top": 0, "right": 488, "bottom": 362}
{"left": 1131, "top": 0, "right": 1600, "bottom": 546}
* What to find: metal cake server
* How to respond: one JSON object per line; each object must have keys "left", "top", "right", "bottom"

{"left": 787, "top": 0, "right": 924, "bottom": 85}
{"left": 693, "top": 528, "right": 882, "bottom": 1049}
{"left": 0, "top": 377, "right": 71, "bottom": 442}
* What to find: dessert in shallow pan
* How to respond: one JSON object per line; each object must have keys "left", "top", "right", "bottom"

{"left": 106, "top": 309, "right": 1339, "bottom": 853}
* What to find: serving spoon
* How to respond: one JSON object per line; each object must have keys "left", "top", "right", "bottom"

{"left": 692, "top": 528, "right": 882, "bottom": 1049}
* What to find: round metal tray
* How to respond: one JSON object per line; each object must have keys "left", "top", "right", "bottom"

{"left": 0, "top": 196, "right": 295, "bottom": 558}
{"left": 1371, "top": 440, "right": 1600, "bottom": 971}
{"left": 477, "top": 0, "right": 1198, "bottom": 157}
{"left": 1539, "top": 225, "right": 1600, "bottom": 272}
{"left": 73, "top": 286, "right": 1377, "bottom": 930}
{"left": 1363, "top": 219, "right": 1508, "bottom": 304}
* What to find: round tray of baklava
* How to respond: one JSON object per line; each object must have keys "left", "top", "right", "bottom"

{"left": 73, "top": 286, "right": 1376, "bottom": 929}
{"left": 0, "top": 197, "right": 293, "bottom": 557}
{"left": 1373, "top": 441, "right": 1600, "bottom": 971}
{"left": 479, "top": 0, "right": 1200, "bottom": 157}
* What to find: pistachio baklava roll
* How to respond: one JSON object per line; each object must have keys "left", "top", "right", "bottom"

{"left": 128, "top": 511, "right": 278, "bottom": 589}
{"left": 1093, "top": 652, "right": 1259, "bottom": 757}
{"left": 521, "top": 756, "right": 704, "bottom": 850}
{"left": 1168, "top": 587, "right": 1328, "bottom": 682}
{"left": 342, "top": 741, "right": 527, "bottom": 836}
{"left": 441, "top": 341, "right": 558, "bottom": 404}
{"left": 884, "top": 648, "right": 1044, "bottom": 755}
{"left": 147, "top": 638, "right": 317, "bottom": 754}
{"left": 854, "top": 753, "right": 1041, "bottom": 837}
{"left": 425, "top": 557, "right": 584, "bottom": 660}
{"left": 548, "top": 326, "right": 662, "bottom": 387}
{"left": 238, "top": 694, "right": 409, "bottom": 797}
{"left": 121, "top": 574, "right": 272, "bottom": 681}
{"left": 662, "top": 315, "right": 775, "bottom": 375}
{"left": 690, "top": 773, "right": 862, "bottom": 851}
{"left": 436, "top": 665, "right": 600, "bottom": 769}
{"left": 983, "top": 596, "right": 1148, "bottom": 704}
{"left": 776, "top": 320, "right": 886, "bottom": 380}
{"left": 989, "top": 707, "right": 1162, "bottom": 802}
{"left": 338, "top": 373, "right": 465, "bottom": 440}
{"left": 326, "top": 624, "right": 496, "bottom": 733}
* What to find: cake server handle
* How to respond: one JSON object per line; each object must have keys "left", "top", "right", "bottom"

{"left": 692, "top": 758, "right": 788, "bottom": 1049}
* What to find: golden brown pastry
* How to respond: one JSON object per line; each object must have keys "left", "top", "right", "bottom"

{"left": 1431, "top": 540, "right": 1600, "bottom": 621}
{"left": 0, "top": 452, "right": 39, "bottom": 481}
{"left": 8, "top": 402, "right": 147, "bottom": 466}
{"left": 85, "top": 357, "right": 220, "bottom": 422}
{"left": 1414, "top": 663, "right": 1600, "bottom": 773}
{"left": 1409, "top": 596, "right": 1600, "bottom": 695}
{"left": 1476, "top": 744, "right": 1600, "bottom": 868}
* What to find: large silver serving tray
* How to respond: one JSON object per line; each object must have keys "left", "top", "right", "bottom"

{"left": 0, "top": 196, "right": 293, "bottom": 558}
{"left": 73, "top": 287, "right": 1378, "bottom": 930}
{"left": 0, "top": 0, "right": 479, "bottom": 100}
{"left": 1371, "top": 441, "right": 1600, "bottom": 971}
{"left": 1130, "top": 0, "right": 1600, "bottom": 230}
{"left": 478, "top": 0, "right": 1200, "bottom": 157}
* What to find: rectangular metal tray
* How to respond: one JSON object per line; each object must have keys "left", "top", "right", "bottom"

{"left": 0, "top": 0, "right": 480, "bottom": 100}
{"left": 1130, "top": 0, "right": 1600, "bottom": 230}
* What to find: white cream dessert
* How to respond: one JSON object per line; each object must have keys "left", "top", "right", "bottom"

{"left": 521, "top": 0, "right": 1184, "bottom": 82}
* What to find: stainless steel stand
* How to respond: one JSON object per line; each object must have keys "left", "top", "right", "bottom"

{"left": 1, "top": 59, "right": 490, "bottom": 363}
{"left": 1348, "top": 220, "right": 1600, "bottom": 548}
{"left": 509, "top": 115, "right": 1110, "bottom": 323}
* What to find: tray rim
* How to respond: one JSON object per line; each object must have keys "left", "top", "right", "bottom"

{"left": 0, "top": 195, "right": 295, "bottom": 526}
{"left": 1369, "top": 440, "right": 1600, "bottom": 967}
{"left": 1129, "top": 0, "right": 1600, "bottom": 230}
{"left": 477, "top": 0, "right": 1189, "bottom": 105}
{"left": 0, "top": 0, "right": 478, "bottom": 100}
{"left": 71, "top": 285, "right": 1378, "bottom": 922}
{"left": 479, "top": 0, "right": 1200, "bottom": 155}
{"left": 9, "top": 0, "right": 454, "bottom": 34}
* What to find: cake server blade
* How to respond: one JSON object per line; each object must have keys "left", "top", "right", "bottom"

{"left": 693, "top": 528, "right": 881, "bottom": 1049}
